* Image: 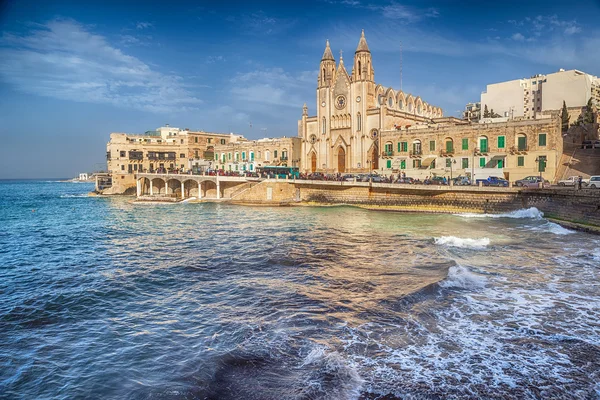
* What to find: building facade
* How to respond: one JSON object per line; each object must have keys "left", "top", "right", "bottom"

{"left": 378, "top": 117, "right": 563, "bottom": 182}
{"left": 213, "top": 137, "right": 301, "bottom": 173}
{"left": 105, "top": 126, "right": 245, "bottom": 193}
{"left": 481, "top": 69, "right": 600, "bottom": 120}
{"left": 298, "top": 31, "right": 443, "bottom": 174}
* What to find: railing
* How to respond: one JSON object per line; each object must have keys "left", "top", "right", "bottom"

{"left": 440, "top": 149, "right": 454, "bottom": 157}
{"left": 475, "top": 147, "right": 488, "bottom": 154}
{"left": 410, "top": 150, "right": 422, "bottom": 157}
{"left": 129, "top": 152, "right": 143, "bottom": 160}
{"left": 203, "top": 152, "right": 214, "bottom": 160}
{"left": 280, "top": 156, "right": 288, "bottom": 161}
{"left": 382, "top": 151, "right": 394, "bottom": 157}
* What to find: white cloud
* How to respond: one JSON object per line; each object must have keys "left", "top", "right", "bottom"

{"left": 564, "top": 26, "right": 581, "bottom": 35}
{"left": 136, "top": 21, "right": 153, "bottom": 30}
{"left": 0, "top": 19, "right": 202, "bottom": 113}
{"left": 511, "top": 33, "right": 525, "bottom": 41}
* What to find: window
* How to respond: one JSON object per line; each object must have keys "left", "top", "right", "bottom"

{"left": 413, "top": 159, "right": 421, "bottom": 168}
{"left": 388, "top": 97, "right": 393, "bottom": 107}
{"left": 480, "top": 157, "right": 486, "bottom": 168}
{"left": 357, "top": 113, "right": 362, "bottom": 131}
{"left": 480, "top": 138, "right": 488, "bottom": 153}
{"left": 446, "top": 158, "right": 452, "bottom": 167}
{"left": 128, "top": 164, "right": 133, "bottom": 173}
{"left": 498, "top": 158, "right": 504, "bottom": 168}
{"left": 402, "top": 142, "right": 408, "bottom": 152}
{"left": 121, "top": 165, "right": 125, "bottom": 171}
{"left": 430, "top": 160, "right": 436, "bottom": 169}
{"left": 538, "top": 155, "right": 547, "bottom": 172}
{"left": 208, "top": 138, "right": 212, "bottom": 144}
{"left": 385, "top": 143, "right": 393, "bottom": 153}
{"left": 195, "top": 150, "right": 199, "bottom": 157}
{"left": 250, "top": 152, "right": 254, "bottom": 161}
{"left": 462, "top": 138, "right": 469, "bottom": 150}
{"left": 274, "top": 150, "right": 278, "bottom": 158}
{"left": 539, "top": 133, "right": 547, "bottom": 146}
{"left": 322, "top": 117, "right": 326, "bottom": 134}
{"left": 120, "top": 151, "right": 126, "bottom": 157}
{"left": 228, "top": 153, "right": 232, "bottom": 160}
{"left": 242, "top": 151, "right": 246, "bottom": 160}
{"left": 429, "top": 140, "right": 436, "bottom": 151}
{"left": 195, "top": 137, "right": 198, "bottom": 143}
{"left": 498, "top": 136, "right": 505, "bottom": 149}
{"left": 400, "top": 160, "right": 406, "bottom": 169}
{"left": 462, "top": 158, "right": 469, "bottom": 169}
{"left": 265, "top": 150, "right": 270, "bottom": 161}
{"left": 235, "top": 153, "right": 239, "bottom": 161}
{"left": 386, "top": 160, "right": 392, "bottom": 168}
{"left": 446, "top": 140, "right": 453, "bottom": 153}
{"left": 180, "top": 139, "right": 184, "bottom": 144}
{"left": 180, "top": 153, "right": 185, "bottom": 158}
{"left": 518, "top": 136, "right": 527, "bottom": 151}
{"left": 220, "top": 139, "right": 226, "bottom": 145}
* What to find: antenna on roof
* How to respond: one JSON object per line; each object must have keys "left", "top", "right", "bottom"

{"left": 400, "top": 40, "right": 403, "bottom": 92}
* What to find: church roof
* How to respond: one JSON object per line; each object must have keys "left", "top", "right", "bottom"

{"left": 321, "top": 40, "right": 335, "bottom": 61}
{"left": 355, "top": 29, "right": 370, "bottom": 53}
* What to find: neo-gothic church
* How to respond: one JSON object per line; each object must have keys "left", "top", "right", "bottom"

{"left": 299, "top": 30, "right": 443, "bottom": 174}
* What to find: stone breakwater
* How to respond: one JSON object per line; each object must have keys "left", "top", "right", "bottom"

{"left": 225, "top": 180, "right": 600, "bottom": 231}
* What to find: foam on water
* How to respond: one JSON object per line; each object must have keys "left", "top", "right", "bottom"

{"left": 456, "top": 207, "right": 544, "bottom": 220}
{"left": 434, "top": 236, "right": 490, "bottom": 249}
{"left": 438, "top": 265, "right": 487, "bottom": 289}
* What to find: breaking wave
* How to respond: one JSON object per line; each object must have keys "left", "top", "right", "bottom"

{"left": 438, "top": 265, "right": 487, "bottom": 289}
{"left": 434, "top": 236, "right": 490, "bottom": 248}
{"left": 455, "top": 207, "right": 544, "bottom": 220}
{"left": 59, "top": 193, "right": 89, "bottom": 198}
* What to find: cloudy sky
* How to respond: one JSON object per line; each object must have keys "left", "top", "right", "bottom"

{"left": 1, "top": 0, "right": 599, "bottom": 178}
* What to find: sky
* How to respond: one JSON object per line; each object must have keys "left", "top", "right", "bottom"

{"left": 1, "top": 0, "right": 600, "bottom": 179}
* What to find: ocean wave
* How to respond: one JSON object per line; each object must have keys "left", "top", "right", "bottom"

{"left": 455, "top": 207, "right": 544, "bottom": 220}
{"left": 546, "top": 222, "right": 575, "bottom": 235}
{"left": 59, "top": 194, "right": 89, "bottom": 198}
{"left": 439, "top": 265, "right": 487, "bottom": 289}
{"left": 434, "top": 236, "right": 490, "bottom": 249}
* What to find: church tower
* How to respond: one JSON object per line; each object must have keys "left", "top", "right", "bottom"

{"left": 318, "top": 40, "right": 336, "bottom": 88}
{"left": 352, "top": 30, "right": 374, "bottom": 82}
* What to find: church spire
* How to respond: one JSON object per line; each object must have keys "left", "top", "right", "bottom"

{"left": 355, "top": 29, "right": 370, "bottom": 53}
{"left": 321, "top": 40, "right": 335, "bottom": 61}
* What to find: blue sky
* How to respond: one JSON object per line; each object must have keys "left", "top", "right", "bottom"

{"left": 1, "top": 0, "right": 600, "bottom": 178}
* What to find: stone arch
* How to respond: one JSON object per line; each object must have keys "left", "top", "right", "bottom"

{"left": 397, "top": 91, "right": 405, "bottom": 111}
{"left": 309, "top": 151, "right": 317, "bottom": 173}
{"left": 166, "top": 178, "right": 181, "bottom": 196}
{"left": 182, "top": 179, "right": 198, "bottom": 198}
{"left": 202, "top": 180, "right": 218, "bottom": 198}
{"left": 138, "top": 177, "right": 151, "bottom": 195}
{"left": 478, "top": 135, "right": 489, "bottom": 152}
{"left": 151, "top": 178, "right": 166, "bottom": 195}
{"left": 412, "top": 139, "right": 422, "bottom": 155}
{"left": 515, "top": 132, "right": 528, "bottom": 151}
{"left": 385, "top": 88, "right": 395, "bottom": 108}
{"left": 444, "top": 137, "right": 454, "bottom": 153}
{"left": 422, "top": 102, "right": 429, "bottom": 117}
{"left": 406, "top": 95, "right": 415, "bottom": 113}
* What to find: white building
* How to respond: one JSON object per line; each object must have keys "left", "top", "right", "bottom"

{"left": 481, "top": 69, "right": 600, "bottom": 120}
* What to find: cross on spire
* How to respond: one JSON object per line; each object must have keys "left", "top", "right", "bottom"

{"left": 339, "top": 49, "right": 343, "bottom": 60}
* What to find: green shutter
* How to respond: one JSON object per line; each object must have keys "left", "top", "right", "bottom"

{"left": 462, "top": 158, "right": 469, "bottom": 168}
{"left": 446, "top": 141, "right": 453, "bottom": 153}
{"left": 462, "top": 138, "right": 469, "bottom": 150}
{"left": 430, "top": 141, "right": 436, "bottom": 151}
{"left": 446, "top": 158, "right": 451, "bottom": 167}
{"left": 250, "top": 164, "right": 254, "bottom": 171}
{"left": 518, "top": 136, "right": 527, "bottom": 151}
{"left": 397, "top": 142, "right": 401, "bottom": 152}
{"left": 386, "top": 160, "right": 392, "bottom": 168}
{"left": 480, "top": 157, "right": 486, "bottom": 167}
{"left": 517, "top": 156, "right": 524, "bottom": 166}
{"left": 402, "top": 142, "right": 408, "bottom": 152}
{"left": 498, "top": 159, "right": 504, "bottom": 168}
{"left": 539, "top": 156, "right": 546, "bottom": 172}
{"left": 400, "top": 160, "right": 406, "bottom": 169}
{"left": 539, "top": 134, "right": 547, "bottom": 146}
{"left": 498, "top": 136, "right": 505, "bottom": 149}
{"left": 480, "top": 139, "right": 488, "bottom": 152}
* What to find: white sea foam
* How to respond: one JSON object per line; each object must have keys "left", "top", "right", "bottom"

{"left": 434, "top": 236, "right": 490, "bottom": 249}
{"left": 455, "top": 207, "right": 544, "bottom": 220}
{"left": 546, "top": 222, "right": 575, "bottom": 235}
{"left": 439, "top": 265, "right": 487, "bottom": 289}
{"left": 60, "top": 194, "right": 89, "bottom": 198}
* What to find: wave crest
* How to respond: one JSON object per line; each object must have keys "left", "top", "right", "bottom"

{"left": 456, "top": 207, "right": 544, "bottom": 220}
{"left": 434, "top": 236, "right": 490, "bottom": 249}
{"left": 439, "top": 265, "right": 487, "bottom": 289}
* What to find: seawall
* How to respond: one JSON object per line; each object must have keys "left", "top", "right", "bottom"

{"left": 229, "top": 180, "right": 600, "bottom": 230}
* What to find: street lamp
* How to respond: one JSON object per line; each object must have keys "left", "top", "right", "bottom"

{"left": 535, "top": 157, "right": 543, "bottom": 183}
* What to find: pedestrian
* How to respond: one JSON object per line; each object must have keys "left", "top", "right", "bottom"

{"left": 578, "top": 176, "right": 582, "bottom": 190}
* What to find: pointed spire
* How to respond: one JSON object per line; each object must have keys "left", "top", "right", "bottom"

{"left": 355, "top": 29, "right": 370, "bottom": 53}
{"left": 321, "top": 40, "right": 335, "bottom": 61}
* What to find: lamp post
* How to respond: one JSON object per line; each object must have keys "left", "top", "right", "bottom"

{"left": 535, "top": 157, "right": 543, "bottom": 182}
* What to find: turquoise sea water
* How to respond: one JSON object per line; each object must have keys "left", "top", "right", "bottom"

{"left": 1, "top": 180, "right": 599, "bottom": 399}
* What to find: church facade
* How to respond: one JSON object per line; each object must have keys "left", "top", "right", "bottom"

{"left": 298, "top": 30, "right": 443, "bottom": 174}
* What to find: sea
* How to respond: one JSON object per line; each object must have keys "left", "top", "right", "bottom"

{"left": 1, "top": 180, "right": 599, "bottom": 400}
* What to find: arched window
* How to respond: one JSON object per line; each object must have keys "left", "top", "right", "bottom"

{"left": 408, "top": 102, "right": 413, "bottom": 113}
{"left": 265, "top": 150, "right": 270, "bottom": 161}
{"left": 417, "top": 104, "right": 422, "bottom": 115}
{"left": 358, "top": 60, "right": 361, "bottom": 74}
{"left": 378, "top": 94, "right": 384, "bottom": 106}
{"left": 357, "top": 113, "right": 362, "bottom": 131}
{"left": 399, "top": 99, "right": 404, "bottom": 110}
{"left": 388, "top": 97, "right": 393, "bottom": 107}
{"left": 322, "top": 68, "right": 325, "bottom": 83}
{"left": 516, "top": 133, "right": 527, "bottom": 151}
{"left": 322, "top": 117, "right": 326, "bottom": 134}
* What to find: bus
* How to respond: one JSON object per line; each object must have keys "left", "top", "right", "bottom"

{"left": 257, "top": 166, "right": 299, "bottom": 179}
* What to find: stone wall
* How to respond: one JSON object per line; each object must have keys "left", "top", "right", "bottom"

{"left": 521, "top": 188, "right": 600, "bottom": 227}
{"left": 231, "top": 181, "right": 298, "bottom": 204}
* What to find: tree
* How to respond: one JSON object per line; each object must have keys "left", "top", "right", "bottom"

{"left": 483, "top": 104, "right": 490, "bottom": 118}
{"left": 490, "top": 108, "right": 501, "bottom": 118}
{"left": 584, "top": 97, "right": 595, "bottom": 124}
{"left": 561, "top": 100, "right": 570, "bottom": 132}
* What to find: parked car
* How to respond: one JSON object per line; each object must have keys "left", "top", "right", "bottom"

{"left": 557, "top": 176, "right": 589, "bottom": 186}
{"left": 342, "top": 174, "right": 356, "bottom": 182}
{"left": 594, "top": 140, "right": 600, "bottom": 149}
{"left": 307, "top": 172, "right": 325, "bottom": 180}
{"left": 396, "top": 177, "right": 414, "bottom": 184}
{"left": 476, "top": 176, "right": 509, "bottom": 187}
{"left": 514, "top": 176, "right": 550, "bottom": 188}
{"left": 588, "top": 176, "right": 600, "bottom": 188}
{"left": 452, "top": 176, "right": 471, "bottom": 186}
{"left": 582, "top": 140, "right": 594, "bottom": 149}
{"left": 430, "top": 176, "right": 448, "bottom": 185}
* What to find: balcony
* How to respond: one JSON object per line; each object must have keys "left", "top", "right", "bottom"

{"left": 409, "top": 150, "right": 422, "bottom": 157}
{"left": 280, "top": 156, "right": 288, "bottom": 161}
{"left": 511, "top": 145, "right": 529, "bottom": 154}
{"left": 381, "top": 151, "right": 394, "bottom": 158}
{"left": 202, "top": 151, "right": 214, "bottom": 160}
{"left": 129, "top": 151, "right": 143, "bottom": 160}
{"left": 474, "top": 147, "right": 488, "bottom": 155}
{"left": 440, "top": 149, "right": 454, "bottom": 157}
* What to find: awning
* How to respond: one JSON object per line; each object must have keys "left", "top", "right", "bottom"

{"left": 421, "top": 157, "right": 436, "bottom": 167}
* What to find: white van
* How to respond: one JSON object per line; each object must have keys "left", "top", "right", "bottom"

{"left": 587, "top": 176, "right": 600, "bottom": 188}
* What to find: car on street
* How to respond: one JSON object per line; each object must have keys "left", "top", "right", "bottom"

{"left": 582, "top": 140, "right": 594, "bottom": 149}
{"left": 476, "top": 176, "right": 509, "bottom": 187}
{"left": 558, "top": 176, "right": 590, "bottom": 186}
{"left": 452, "top": 176, "right": 471, "bottom": 186}
{"left": 516, "top": 176, "right": 549, "bottom": 187}
{"left": 594, "top": 141, "right": 600, "bottom": 149}
{"left": 587, "top": 176, "right": 600, "bottom": 188}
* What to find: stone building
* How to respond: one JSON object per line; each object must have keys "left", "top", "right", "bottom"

{"left": 104, "top": 126, "right": 245, "bottom": 194}
{"left": 298, "top": 31, "right": 443, "bottom": 174}
{"left": 481, "top": 69, "right": 600, "bottom": 120}
{"left": 213, "top": 137, "right": 301, "bottom": 173}
{"left": 378, "top": 117, "right": 563, "bottom": 182}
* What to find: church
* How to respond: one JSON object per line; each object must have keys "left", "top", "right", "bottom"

{"left": 298, "top": 30, "right": 443, "bottom": 174}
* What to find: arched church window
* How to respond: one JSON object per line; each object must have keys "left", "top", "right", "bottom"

{"left": 417, "top": 104, "right": 422, "bottom": 115}
{"left": 399, "top": 99, "right": 404, "bottom": 110}
{"left": 265, "top": 150, "right": 270, "bottom": 161}
{"left": 322, "top": 68, "right": 325, "bottom": 83}
{"left": 309, "top": 134, "right": 317, "bottom": 144}
{"left": 357, "top": 113, "right": 362, "bottom": 131}
{"left": 378, "top": 94, "right": 384, "bottom": 106}
{"left": 358, "top": 60, "right": 361, "bottom": 73}
{"left": 388, "top": 97, "right": 394, "bottom": 107}
{"left": 322, "top": 117, "right": 326, "bottom": 134}
{"left": 370, "top": 129, "right": 378, "bottom": 140}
